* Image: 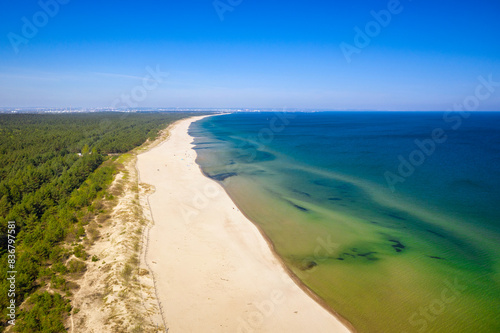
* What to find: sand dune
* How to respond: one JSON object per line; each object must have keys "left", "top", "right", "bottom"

{"left": 137, "top": 116, "right": 351, "bottom": 333}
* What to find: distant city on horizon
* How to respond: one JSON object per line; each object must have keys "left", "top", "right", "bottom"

{"left": 1, "top": 107, "right": 499, "bottom": 114}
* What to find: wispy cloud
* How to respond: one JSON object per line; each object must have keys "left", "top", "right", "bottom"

{"left": 0, "top": 73, "right": 62, "bottom": 82}
{"left": 92, "top": 71, "right": 156, "bottom": 82}
{"left": 0, "top": 67, "right": 85, "bottom": 82}
{"left": 0, "top": 69, "right": 160, "bottom": 85}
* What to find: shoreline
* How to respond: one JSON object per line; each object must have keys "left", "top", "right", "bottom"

{"left": 137, "top": 115, "right": 352, "bottom": 332}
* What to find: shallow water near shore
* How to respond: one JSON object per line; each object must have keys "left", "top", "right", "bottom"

{"left": 189, "top": 112, "right": 500, "bottom": 333}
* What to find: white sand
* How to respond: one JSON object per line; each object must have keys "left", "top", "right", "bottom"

{"left": 137, "top": 116, "right": 352, "bottom": 333}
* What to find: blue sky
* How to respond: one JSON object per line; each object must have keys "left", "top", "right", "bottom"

{"left": 0, "top": 0, "right": 499, "bottom": 110}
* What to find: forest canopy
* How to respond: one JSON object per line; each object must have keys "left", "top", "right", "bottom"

{"left": 0, "top": 111, "right": 203, "bottom": 331}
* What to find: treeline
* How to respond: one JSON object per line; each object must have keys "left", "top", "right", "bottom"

{"left": 0, "top": 112, "right": 202, "bottom": 331}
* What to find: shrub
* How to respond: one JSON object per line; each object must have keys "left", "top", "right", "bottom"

{"left": 67, "top": 259, "right": 86, "bottom": 274}
{"left": 52, "top": 262, "right": 68, "bottom": 275}
{"left": 15, "top": 292, "right": 71, "bottom": 333}
{"left": 121, "top": 264, "right": 133, "bottom": 282}
{"left": 73, "top": 244, "right": 88, "bottom": 260}
{"left": 50, "top": 275, "right": 67, "bottom": 291}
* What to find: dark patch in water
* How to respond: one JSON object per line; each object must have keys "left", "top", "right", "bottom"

{"left": 284, "top": 199, "right": 309, "bottom": 212}
{"left": 313, "top": 179, "right": 332, "bottom": 187}
{"left": 293, "top": 204, "right": 309, "bottom": 212}
{"left": 381, "top": 216, "right": 487, "bottom": 267}
{"left": 387, "top": 213, "right": 407, "bottom": 221}
{"left": 256, "top": 151, "right": 276, "bottom": 162}
{"left": 292, "top": 189, "right": 311, "bottom": 197}
{"left": 357, "top": 251, "right": 377, "bottom": 257}
{"left": 449, "top": 179, "right": 489, "bottom": 191}
{"left": 303, "top": 261, "right": 318, "bottom": 270}
{"left": 209, "top": 172, "right": 237, "bottom": 181}
{"left": 428, "top": 256, "right": 445, "bottom": 260}
{"left": 389, "top": 239, "right": 405, "bottom": 253}
{"left": 335, "top": 184, "right": 351, "bottom": 191}
{"left": 337, "top": 251, "right": 378, "bottom": 261}
{"left": 288, "top": 256, "right": 323, "bottom": 271}
{"left": 426, "top": 229, "right": 446, "bottom": 238}
{"left": 328, "top": 197, "right": 342, "bottom": 201}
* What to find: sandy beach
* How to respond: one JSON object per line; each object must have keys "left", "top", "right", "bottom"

{"left": 136, "top": 116, "right": 351, "bottom": 332}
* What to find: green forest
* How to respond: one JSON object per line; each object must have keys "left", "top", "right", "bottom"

{"left": 0, "top": 112, "right": 201, "bottom": 332}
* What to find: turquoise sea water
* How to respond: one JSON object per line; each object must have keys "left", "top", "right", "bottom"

{"left": 189, "top": 112, "right": 500, "bottom": 333}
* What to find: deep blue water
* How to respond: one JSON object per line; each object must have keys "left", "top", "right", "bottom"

{"left": 191, "top": 112, "right": 500, "bottom": 231}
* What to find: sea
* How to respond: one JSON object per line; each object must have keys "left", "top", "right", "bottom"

{"left": 189, "top": 112, "right": 500, "bottom": 333}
